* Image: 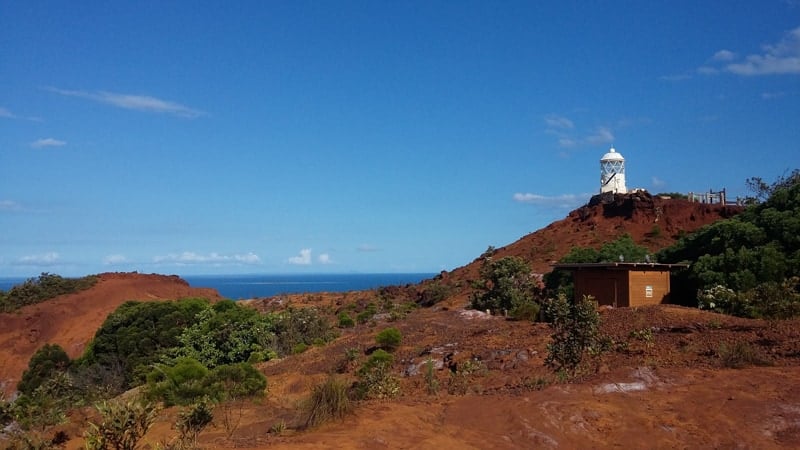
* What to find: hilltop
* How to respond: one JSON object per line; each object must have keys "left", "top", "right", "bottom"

{"left": 7, "top": 194, "right": 800, "bottom": 449}
{"left": 435, "top": 192, "right": 742, "bottom": 303}
{"left": 0, "top": 272, "right": 222, "bottom": 396}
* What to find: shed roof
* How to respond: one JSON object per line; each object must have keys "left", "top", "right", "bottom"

{"left": 551, "top": 262, "right": 689, "bottom": 271}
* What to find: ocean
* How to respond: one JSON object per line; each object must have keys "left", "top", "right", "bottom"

{"left": 0, "top": 273, "right": 435, "bottom": 300}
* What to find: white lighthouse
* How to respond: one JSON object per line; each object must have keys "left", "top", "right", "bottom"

{"left": 600, "top": 147, "right": 627, "bottom": 194}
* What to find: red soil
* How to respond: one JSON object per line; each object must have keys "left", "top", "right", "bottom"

{"left": 9, "top": 195, "right": 800, "bottom": 449}
{"left": 0, "top": 272, "right": 222, "bottom": 395}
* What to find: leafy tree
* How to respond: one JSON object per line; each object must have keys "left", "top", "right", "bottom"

{"left": 545, "top": 294, "right": 601, "bottom": 376}
{"left": 471, "top": 256, "right": 541, "bottom": 319}
{"left": 659, "top": 173, "right": 800, "bottom": 312}
{"left": 174, "top": 300, "right": 276, "bottom": 367}
{"left": 80, "top": 298, "right": 210, "bottom": 387}
{"left": 203, "top": 362, "right": 267, "bottom": 402}
{"left": 18, "top": 343, "right": 71, "bottom": 396}
{"left": 269, "top": 306, "right": 336, "bottom": 356}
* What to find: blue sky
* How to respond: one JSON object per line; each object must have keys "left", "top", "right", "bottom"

{"left": 1, "top": 1, "right": 799, "bottom": 277}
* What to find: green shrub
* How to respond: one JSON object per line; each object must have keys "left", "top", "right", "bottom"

{"left": 356, "top": 303, "right": 377, "bottom": 324}
{"left": 471, "top": 256, "right": 540, "bottom": 317}
{"left": 84, "top": 396, "right": 160, "bottom": 450}
{"left": 718, "top": 341, "right": 772, "bottom": 368}
{"left": 175, "top": 400, "right": 214, "bottom": 448}
{"left": 203, "top": 362, "right": 267, "bottom": 402}
{"left": 146, "top": 357, "right": 210, "bottom": 406}
{"left": 375, "top": 327, "right": 402, "bottom": 351}
{"left": 0, "top": 273, "right": 98, "bottom": 312}
{"left": 304, "top": 376, "right": 352, "bottom": 428}
{"left": 337, "top": 312, "right": 355, "bottom": 328}
{"left": 545, "top": 294, "right": 601, "bottom": 376}
{"left": 355, "top": 350, "right": 399, "bottom": 400}
{"left": 18, "top": 343, "right": 71, "bottom": 396}
{"left": 447, "top": 359, "right": 486, "bottom": 395}
{"left": 292, "top": 343, "right": 309, "bottom": 354}
{"left": 80, "top": 298, "right": 210, "bottom": 388}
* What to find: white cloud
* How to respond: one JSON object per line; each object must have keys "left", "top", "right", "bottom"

{"left": 696, "top": 66, "right": 719, "bottom": 75}
{"left": 651, "top": 176, "right": 667, "bottom": 188}
{"left": 712, "top": 26, "right": 800, "bottom": 76}
{"left": 0, "top": 107, "right": 17, "bottom": 119}
{"left": 18, "top": 252, "right": 60, "bottom": 266}
{"left": 544, "top": 114, "right": 574, "bottom": 129}
{"left": 658, "top": 73, "right": 692, "bottom": 82}
{"left": 288, "top": 248, "right": 312, "bottom": 265}
{"left": 712, "top": 49, "right": 737, "bottom": 61}
{"left": 512, "top": 192, "right": 591, "bottom": 208}
{"left": 761, "top": 91, "right": 787, "bottom": 99}
{"left": 318, "top": 253, "right": 332, "bottom": 264}
{"left": 0, "top": 200, "right": 22, "bottom": 211}
{"left": 545, "top": 113, "right": 620, "bottom": 149}
{"left": 31, "top": 138, "right": 66, "bottom": 148}
{"left": 585, "top": 127, "right": 615, "bottom": 145}
{"left": 104, "top": 254, "right": 128, "bottom": 265}
{"left": 46, "top": 87, "right": 206, "bottom": 118}
{"left": 154, "top": 251, "right": 262, "bottom": 265}
{"left": 357, "top": 244, "right": 380, "bottom": 252}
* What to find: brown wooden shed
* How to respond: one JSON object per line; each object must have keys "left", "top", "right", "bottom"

{"left": 551, "top": 262, "right": 689, "bottom": 307}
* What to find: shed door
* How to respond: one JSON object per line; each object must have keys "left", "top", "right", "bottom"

{"left": 583, "top": 276, "right": 619, "bottom": 307}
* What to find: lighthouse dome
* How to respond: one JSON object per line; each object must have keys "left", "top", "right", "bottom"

{"left": 601, "top": 147, "right": 624, "bottom": 162}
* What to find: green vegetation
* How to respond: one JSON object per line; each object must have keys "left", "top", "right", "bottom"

{"left": 545, "top": 294, "right": 601, "bottom": 376}
{"left": 84, "top": 396, "right": 160, "bottom": 450}
{"left": 470, "top": 256, "right": 542, "bottom": 320}
{"left": 0, "top": 273, "right": 98, "bottom": 312}
{"left": 375, "top": 327, "right": 402, "bottom": 351}
{"left": 17, "top": 343, "right": 71, "bottom": 396}
{"left": 174, "top": 400, "right": 214, "bottom": 449}
{"left": 718, "top": 341, "right": 772, "bottom": 368}
{"left": 447, "top": 358, "right": 486, "bottom": 395}
{"left": 337, "top": 312, "right": 355, "bottom": 328}
{"left": 81, "top": 298, "right": 210, "bottom": 387}
{"left": 659, "top": 171, "right": 800, "bottom": 317}
{"left": 354, "top": 349, "right": 399, "bottom": 399}
{"left": 304, "top": 376, "right": 352, "bottom": 428}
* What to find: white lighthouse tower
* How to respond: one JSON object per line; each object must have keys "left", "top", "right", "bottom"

{"left": 600, "top": 147, "right": 627, "bottom": 194}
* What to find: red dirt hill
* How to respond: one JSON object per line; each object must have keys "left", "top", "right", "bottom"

{"left": 443, "top": 192, "right": 742, "bottom": 289}
{"left": 0, "top": 272, "right": 222, "bottom": 395}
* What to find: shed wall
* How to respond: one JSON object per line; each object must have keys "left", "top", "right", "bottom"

{"left": 573, "top": 269, "right": 629, "bottom": 307}
{"left": 628, "top": 270, "right": 671, "bottom": 306}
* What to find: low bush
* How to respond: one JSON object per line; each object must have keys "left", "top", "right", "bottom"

{"left": 304, "top": 376, "right": 352, "bottom": 428}
{"left": 0, "top": 273, "right": 98, "bottom": 312}
{"left": 355, "top": 350, "right": 399, "bottom": 400}
{"left": 375, "top": 327, "right": 402, "bottom": 351}
{"left": 337, "top": 312, "right": 355, "bottom": 328}
{"left": 545, "top": 294, "right": 601, "bottom": 376}
{"left": 84, "top": 396, "right": 160, "bottom": 450}
{"left": 718, "top": 341, "right": 772, "bottom": 368}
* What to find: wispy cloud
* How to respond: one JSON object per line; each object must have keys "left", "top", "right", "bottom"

{"left": 712, "top": 49, "right": 737, "bottom": 61}
{"left": 17, "top": 252, "right": 60, "bottom": 266}
{"left": 288, "top": 248, "right": 312, "bottom": 265}
{"left": 357, "top": 244, "right": 380, "bottom": 253}
{"left": 0, "top": 107, "right": 17, "bottom": 119}
{"left": 699, "top": 26, "right": 800, "bottom": 76}
{"left": 318, "top": 253, "right": 333, "bottom": 264}
{"left": 544, "top": 114, "right": 574, "bottom": 129}
{"left": 31, "top": 138, "right": 66, "bottom": 149}
{"left": 762, "top": 91, "right": 788, "bottom": 99}
{"left": 0, "top": 106, "right": 42, "bottom": 122}
{"left": 104, "top": 254, "right": 128, "bottom": 265}
{"left": 0, "top": 200, "right": 22, "bottom": 212}
{"left": 658, "top": 73, "right": 692, "bottom": 82}
{"left": 154, "top": 251, "right": 261, "bottom": 265}
{"left": 546, "top": 114, "right": 616, "bottom": 149}
{"left": 46, "top": 87, "right": 206, "bottom": 118}
{"left": 651, "top": 176, "right": 667, "bottom": 188}
{"left": 512, "top": 192, "right": 591, "bottom": 209}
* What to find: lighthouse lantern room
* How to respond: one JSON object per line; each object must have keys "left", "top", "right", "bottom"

{"left": 600, "top": 147, "right": 627, "bottom": 194}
